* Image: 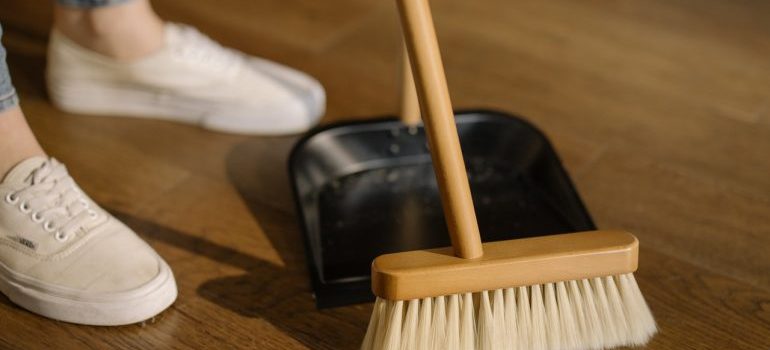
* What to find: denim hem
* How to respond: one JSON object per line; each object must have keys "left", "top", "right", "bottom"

{"left": 57, "top": 0, "right": 133, "bottom": 8}
{"left": 0, "top": 90, "right": 19, "bottom": 113}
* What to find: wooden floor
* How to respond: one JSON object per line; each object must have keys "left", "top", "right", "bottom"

{"left": 2, "top": 0, "right": 770, "bottom": 348}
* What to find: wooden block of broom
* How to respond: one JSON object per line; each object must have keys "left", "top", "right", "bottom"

{"left": 372, "top": 230, "right": 639, "bottom": 301}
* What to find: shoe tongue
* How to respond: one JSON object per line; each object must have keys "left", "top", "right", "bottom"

{"left": 2, "top": 156, "right": 49, "bottom": 185}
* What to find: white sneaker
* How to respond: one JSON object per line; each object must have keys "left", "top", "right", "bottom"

{"left": 46, "top": 23, "right": 326, "bottom": 135}
{"left": 0, "top": 157, "right": 177, "bottom": 326}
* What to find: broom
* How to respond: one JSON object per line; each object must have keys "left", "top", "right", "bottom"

{"left": 361, "top": 0, "right": 657, "bottom": 348}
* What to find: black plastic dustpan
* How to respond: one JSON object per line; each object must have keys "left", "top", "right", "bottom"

{"left": 289, "top": 54, "right": 595, "bottom": 309}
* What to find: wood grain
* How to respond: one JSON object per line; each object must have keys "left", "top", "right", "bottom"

{"left": 1, "top": 0, "right": 769, "bottom": 348}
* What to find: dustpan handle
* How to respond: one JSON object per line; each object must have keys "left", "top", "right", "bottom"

{"left": 397, "top": 0, "right": 483, "bottom": 259}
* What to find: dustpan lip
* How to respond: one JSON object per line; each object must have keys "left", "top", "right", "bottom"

{"left": 288, "top": 108, "right": 549, "bottom": 167}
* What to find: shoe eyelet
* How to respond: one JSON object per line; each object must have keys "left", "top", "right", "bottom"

{"left": 19, "top": 202, "right": 32, "bottom": 213}
{"left": 32, "top": 212, "right": 44, "bottom": 223}
{"left": 43, "top": 221, "right": 56, "bottom": 232}
{"left": 4, "top": 193, "right": 19, "bottom": 204}
{"left": 88, "top": 210, "right": 98, "bottom": 219}
{"left": 55, "top": 231, "right": 69, "bottom": 242}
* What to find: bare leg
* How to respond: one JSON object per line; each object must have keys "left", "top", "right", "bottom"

{"left": 0, "top": 106, "right": 45, "bottom": 178}
{"left": 53, "top": 0, "right": 164, "bottom": 61}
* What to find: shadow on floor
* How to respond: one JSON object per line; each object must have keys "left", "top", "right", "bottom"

{"left": 114, "top": 208, "right": 367, "bottom": 350}
{"left": 220, "top": 136, "right": 305, "bottom": 264}
{"left": 168, "top": 137, "right": 366, "bottom": 349}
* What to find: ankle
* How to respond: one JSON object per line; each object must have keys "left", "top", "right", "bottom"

{"left": 53, "top": 0, "right": 165, "bottom": 61}
{"left": 0, "top": 107, "right": 46, "bottom": 179}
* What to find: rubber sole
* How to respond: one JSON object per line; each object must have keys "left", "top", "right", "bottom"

{"left": 0, "top": 258, "right": 177, "bottom": 326}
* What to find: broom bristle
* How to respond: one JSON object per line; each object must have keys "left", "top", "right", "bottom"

{"left": 430, "top": 296, "right": 447, "bottom": 349}
{"left": 362, "top": 273, "right": 656, "bottom": 350}
{"left": 446, "top": 295, "right": 460, "bottom": 350}
{"left": 460, "top": 293, "right": 475, "bottom": 348}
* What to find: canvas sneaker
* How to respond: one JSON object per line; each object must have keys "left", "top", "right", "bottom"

{"left": 0, "top": 157, "right": 177, "bottom": 326}
{"left": 47, "top": 23, "right": 326, "bottom": 135}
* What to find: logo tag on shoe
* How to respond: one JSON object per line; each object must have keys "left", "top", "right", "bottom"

{"left": 6, "top": 236, "right": 37, "bottom": 251}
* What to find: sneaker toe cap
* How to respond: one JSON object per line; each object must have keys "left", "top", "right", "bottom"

{"left": 48, "top": 221, "right": 171, "bottom": 294}
{"left": 254, "top": 58, "right": 326, "bottom": 120}
{"left": 203, "top": 58, "right": 326, "bottom": 135}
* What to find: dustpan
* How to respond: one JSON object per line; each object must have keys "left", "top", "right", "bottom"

{"left": 289, "top": 49, "right": 595, "bottom": 308}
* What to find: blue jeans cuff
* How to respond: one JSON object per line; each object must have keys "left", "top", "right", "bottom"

{"left": 57, "top": 0, "right": 132, "bottom": 8}
{"left": 0, "top": 91, "right": 19, "bottom": 112}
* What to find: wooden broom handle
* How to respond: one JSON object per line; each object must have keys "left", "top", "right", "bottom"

{"left": 400, "top": 46, "right": 421, "bottom": 126}
{"left": 396, "top": 0, "right": 484, "bottom": 259}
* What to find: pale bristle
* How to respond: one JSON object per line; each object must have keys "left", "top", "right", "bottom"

{"left": 362, "top": 273, "right": 657, "bottom": 350}
{"left": 399, "top": 299, "right": 419, "bottom": 349}
{"left": 578, "top": 278, "right": 605, "bottom": 349}
{"left": 361, "top": 298, "right": 384, "bottom": 350}
{"left": 381, "top": 300, "right": 403, "bottom": 350}
{"left": 430, "top": 296, "right": 447, "bottom": 349}
{"left": 373, "top": 300, "right": 390, "bottom": 347}
{"left": 592, "top": 277, "right": 620, "bottom": 347}
{"left": 605, "top": 276, "right": 632, "bottom": 343}
{"left": 492, "top": 289, "right": 506, "bottom": 347}
{"left": 530, "top": 284, "right": 548, "bottom": 350}
{"left": 502, "top": 288, "right": 516, "bottom": 348}
{"left": 416, "top": 297, "right": 432, "bottom": 349}
{"left": 544, "top": 283, "right": 561, "bottom": 349}
{"left": 445, "top": 295, "right": 460, "bottom": 350}
{"left": 459, "top": 293, "right": 475, "bottom": 349}
{"left": 516, "top": 286, "right": 532, "bottom": 350}
{"left": 557, "top": 281, "right": 581, "bottom": 349}
{"left": 619, "top": 274, "right": 657, "bottom": 344}
{"left": 476, "top": 291, "right": 494, "bottom": 350}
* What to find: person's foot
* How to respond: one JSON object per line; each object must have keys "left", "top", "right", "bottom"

{"left": 0, "top": 157, "right": 176, "bottom": 325}
{"left": 46, "top": 23, "right": 326, "bottom": 135}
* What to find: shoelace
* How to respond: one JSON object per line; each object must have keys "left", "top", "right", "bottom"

{"left": 4, "top": 160, "right": 98, "bottom": 242}
{"left": 171, "top": 24, "right": 244, "bottom": 75}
